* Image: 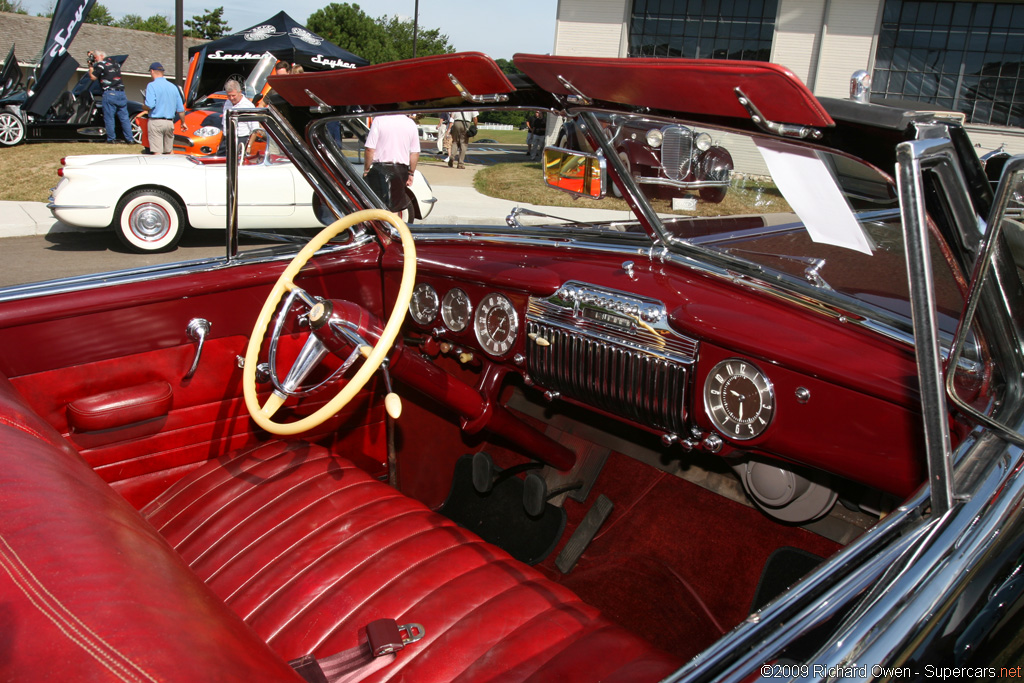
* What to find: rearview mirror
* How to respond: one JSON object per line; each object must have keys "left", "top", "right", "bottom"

{"left": 543, "top": 146, "right": 605, "bottom": 200}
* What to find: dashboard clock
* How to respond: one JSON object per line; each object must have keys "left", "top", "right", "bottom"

{"left": 474, "top": 293, "right": 518, "bottom": 357}
{"left": 409, "top": 283, "right": 439, "bottom": 325}
{"left": 704, "top": 359, "right": 775, "bottom": 441}
{"left": 441, "top": 287, "right": 472, "bottom": 332}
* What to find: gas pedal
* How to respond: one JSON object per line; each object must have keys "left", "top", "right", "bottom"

{"left": 555, "top": 494, "right": 613, "bottom": 574}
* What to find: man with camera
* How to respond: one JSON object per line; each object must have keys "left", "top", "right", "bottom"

{"left": 88, "top": 50, "right": 135, "bottom": 145}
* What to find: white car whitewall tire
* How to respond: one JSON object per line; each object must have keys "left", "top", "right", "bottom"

{"left": 115, "top": 189, "right": 185, "bottom": 252}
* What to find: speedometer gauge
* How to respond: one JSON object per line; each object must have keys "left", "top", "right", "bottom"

{"left": 409, "top": 283, "right": 439, "bottom": 325}
{"left": 473, "top": 293, "right": 518, "bottom": 357}
{"left": 441, "top": 288, "right": 472, "bottom": 332}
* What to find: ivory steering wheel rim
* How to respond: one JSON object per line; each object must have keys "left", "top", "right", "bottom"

{"left": 243, "top": 209, "right": 416, "bottom": 435}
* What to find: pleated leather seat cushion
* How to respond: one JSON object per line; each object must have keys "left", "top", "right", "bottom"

{"left": 141, "top": 440, "right": 682, "bottom": 682}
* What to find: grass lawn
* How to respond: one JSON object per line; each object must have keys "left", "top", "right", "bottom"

{"left": 475, "top": 162, "right": 791, "bottom": 217}
{"left": 0, "top": 142, "right": 143, "bottom": 202}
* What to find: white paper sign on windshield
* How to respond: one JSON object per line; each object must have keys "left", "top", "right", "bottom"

{"left": 755, "top": 138, "right": 873, "bottom": 255}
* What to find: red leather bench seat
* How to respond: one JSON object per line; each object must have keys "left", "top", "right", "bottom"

{"left": 0, "top": 423, "right": 303, "bottom": 682}
{"left": 141, "top": 440, "right": 683, "bottom": 681}
{"left": 0, "top": 369, "right": 681, "bottom": 681}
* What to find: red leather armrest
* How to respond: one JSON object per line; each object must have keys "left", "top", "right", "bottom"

{"left": 67, "top": 381, "right": 173, "bottom": 432}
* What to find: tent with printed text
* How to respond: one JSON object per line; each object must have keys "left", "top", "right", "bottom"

{"left": 188, "top": 11, "right": 367, "bottom": 73}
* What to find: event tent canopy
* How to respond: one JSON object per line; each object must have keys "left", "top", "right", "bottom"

{"left": 188, "top": 12, "right": 368, "bottom": 72}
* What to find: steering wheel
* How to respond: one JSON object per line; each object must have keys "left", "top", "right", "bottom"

{"left": 243, "top": 209, "right": 416, "bottom": 435}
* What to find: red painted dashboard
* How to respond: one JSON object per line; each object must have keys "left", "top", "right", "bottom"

{"left": 384, "top": 237, "right": 929, "bottom": 497}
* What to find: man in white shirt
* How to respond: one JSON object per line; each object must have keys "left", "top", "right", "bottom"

{"left": 222, "top": 79, "right": 259, "bottom": 151}
{"left": 363, "top": 114, "right": 421, "bottom": 213}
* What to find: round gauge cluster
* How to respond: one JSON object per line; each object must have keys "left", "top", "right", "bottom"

{"left": 407, "top": 283, "right": 519, "bottom": 357}
{"left": 703, "top": 358, "right": 775, "bottom": 441}
{"left": 442, "top": 288, "right": 472, "bottom": 332}
{"left": 409, "top": 283, "right": 439, "bottom": 325}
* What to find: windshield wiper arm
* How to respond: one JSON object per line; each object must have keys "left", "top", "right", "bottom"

{"left": 723, "top": 247, "right": 832, "bottom": 289}
{"left": 505, "top": 206, "right": 636, "bottom": 231}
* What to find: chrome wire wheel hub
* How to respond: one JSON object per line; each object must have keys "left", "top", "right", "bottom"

{"left": 130, "top": 203, "right": 171, "bottom": 241}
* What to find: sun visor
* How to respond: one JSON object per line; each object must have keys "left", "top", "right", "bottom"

{"left": 513, "top": 53, "right": 833, "bottom": 129}
{"left": 269, "top": 52, "right": 515, "bottom": 108}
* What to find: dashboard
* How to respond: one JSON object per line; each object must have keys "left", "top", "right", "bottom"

{"left": 394, "top": 246, "right": 926, "bottom": 502}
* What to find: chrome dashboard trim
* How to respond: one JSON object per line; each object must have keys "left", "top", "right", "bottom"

{"left": 526, "top": 282, "right": 699, "bottom": 435}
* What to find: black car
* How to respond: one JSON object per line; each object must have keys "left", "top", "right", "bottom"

{"left": 0, "top": 46, "right": 144, "bottom": 146}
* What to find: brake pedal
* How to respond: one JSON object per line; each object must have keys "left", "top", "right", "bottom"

{"left": 555, "top": 494, "right": 613, "bottom": 574}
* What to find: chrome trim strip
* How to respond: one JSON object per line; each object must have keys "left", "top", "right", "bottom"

{"left": 46, "top": 203, "right": 110, "bottom": 210}
{"left": 634, "top": 177, "right": 730, "bottom": 189}
{"left": 189, "top": 202, "right": 313, "bottom": 209}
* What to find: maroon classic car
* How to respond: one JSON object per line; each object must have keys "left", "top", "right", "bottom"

{"left": 2, "top": 52, "right": 1024, "bottom": 681}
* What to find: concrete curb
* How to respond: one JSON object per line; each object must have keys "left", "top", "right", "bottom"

{"left": 0, "top": 201, "right": 86, "bottom": 238}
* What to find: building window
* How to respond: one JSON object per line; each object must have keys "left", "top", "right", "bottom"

{"left": 872, "top": 1, "right": 1024, "bottom": 127}
{"left": 628, "top": 0, "right": 779, "bottom": 61}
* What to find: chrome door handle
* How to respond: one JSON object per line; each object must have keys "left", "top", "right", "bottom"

{"left": 184, "top": 318, "right": 211, "bottom": 380}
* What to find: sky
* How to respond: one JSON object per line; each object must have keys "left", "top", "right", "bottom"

{"left": 22, "top": 0, "right": 558, "bottom": 61}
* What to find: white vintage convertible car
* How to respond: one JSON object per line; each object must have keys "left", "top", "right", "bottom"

{"left": 48, "top": 139, "right": 436, "bottom": 252}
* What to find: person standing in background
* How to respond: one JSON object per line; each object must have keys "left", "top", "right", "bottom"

{"left": 448, "top": 110, "right": 477, "bottom": 169}
{"left": 222, "top": 79, "right": 259, "bottom": 150}
{"left": 363, "top": 114, "right": 420, "bottom": 214}
{"left": 143, "top": 62, "right": 183, "bottom": 154}
{"left": 527, "top": 111, "right": 547, "bottom": 160}
{"left": 88, "top": 50, "right": 134, "bottom": 144}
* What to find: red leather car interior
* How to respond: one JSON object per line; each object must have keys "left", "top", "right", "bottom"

{"left": 66, "top": 380, "right": 174, "bottom": 432}
{"left": 0, "top": 370, "right": 682, "bottom": 681}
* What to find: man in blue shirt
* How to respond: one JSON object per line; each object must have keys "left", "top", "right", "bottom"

{"left": 144, "top": 62, "right": 184, "bottom": 154}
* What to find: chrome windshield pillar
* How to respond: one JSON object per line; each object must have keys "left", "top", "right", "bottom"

{"left": 225, "top": 109, "right": 240, "bottom": 261}
{"left": 895, "top": 138, "right": 958, "bottom": 516}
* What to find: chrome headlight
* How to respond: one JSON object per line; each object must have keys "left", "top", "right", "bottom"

{"left": 695, "top": 132, "right": 712, "bottom": 152}
{"left": 194, "top": 126, "right": 222, "bottom": 138}
{"left": 646, "top": 128, "right": 663, "bottom": 148}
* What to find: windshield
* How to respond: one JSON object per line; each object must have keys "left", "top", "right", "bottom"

{"left": 318, "top": 108, "right": 965, "bottom": 341}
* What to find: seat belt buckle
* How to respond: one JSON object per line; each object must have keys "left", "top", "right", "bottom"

{"left": 366, "top": 619, "right": 425, "bottom": 657}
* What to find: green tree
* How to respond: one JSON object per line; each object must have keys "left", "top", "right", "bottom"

{"left": 117, "top": 13, "right": 174, "bottom": 34}
{"left": 495, "top": 59, "right": 521, "bottom": 76}
{"left": 308, "top": 4, "right": 390, "bottom": 64}
{"left": 379, "top": 14, "right": 453, "bottom": 60}
{"left": 307, "top": 3, "right": 454, "bottom": 66}
{"left": 85, "top": 2, "right": 115, "bottom": 25}
{"left": 185, "top": 7, "right": 231, "bottom": 40}
{"left": 0, "top": 0, "right": 28, "bottom": 14}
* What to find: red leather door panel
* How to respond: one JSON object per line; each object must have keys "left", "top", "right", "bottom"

{"left": 2, "top": 246, "right": 390, "bottom": 509}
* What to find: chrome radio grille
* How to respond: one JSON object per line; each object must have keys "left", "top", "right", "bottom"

{"left": 661, "top": 126, "right": 694, "bottom": 181}
{"left": 525, "top": 283, "right": 698, "bottom": 435}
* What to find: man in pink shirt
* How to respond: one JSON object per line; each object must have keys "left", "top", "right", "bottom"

{"left": 363, "top": 115, "right": 421, "bottom": 214}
